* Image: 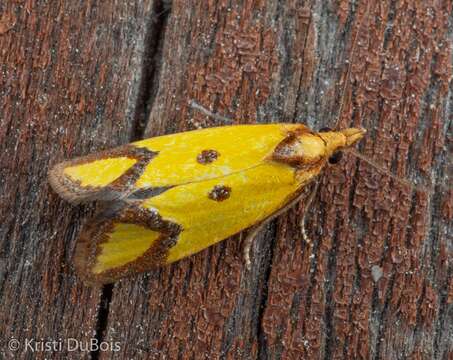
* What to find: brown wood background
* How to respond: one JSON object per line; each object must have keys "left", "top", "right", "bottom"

{"left": 1, "top": 0, "right": 451, "bottom": 359}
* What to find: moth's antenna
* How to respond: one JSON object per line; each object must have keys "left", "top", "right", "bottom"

{"left": 333, "top": 2, "right": 431, "bottom": 195}
{"left": 300, "top": 2, "right": 372, "bottom": 238}
{"left": 345, "top": 148, "right": 432, "bottom": 194}
{"left": 297, "top": 5, "right": 371, "bottom": 243}
{"left": 300, "top": 180, "right": 320, "bottom": 245}
{"left": 334, "top": 0, "right": 371, "bottom": 129}
{"left": 188, "top": 100, "right": 234, "bottom": 124}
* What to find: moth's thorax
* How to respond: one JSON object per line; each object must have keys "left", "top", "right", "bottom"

{"left": 272, "top": 132, "right": 326, "bottom": 168}
{"left": 271, "top": 127, "right": 366, "bottom": 169}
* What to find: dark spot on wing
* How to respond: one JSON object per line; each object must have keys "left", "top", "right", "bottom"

{"left": 208, "top": 185, "right": 231, "bottom": 201}
{"left": 197, "top": 149, "right": 219, "bottom": 164}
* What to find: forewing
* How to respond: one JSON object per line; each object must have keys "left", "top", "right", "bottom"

{"left": 132, "top": 124, "right": 301, "bottom": 188}
{"left": 49, "top": 124, "right": 303, "bottom": 204}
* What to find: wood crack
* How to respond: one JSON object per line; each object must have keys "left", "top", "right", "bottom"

{"left": 257, "top": 224, "right": 278, "bottom": 360}
{"left": 131, "top": 0, "right": 171, "bottom": 141}
{"left": 91, "top": 284, "right": 114, "bottom": 360}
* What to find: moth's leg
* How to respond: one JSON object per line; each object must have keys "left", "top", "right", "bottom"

{"left": 243, "top": 187, "right": 314, "bottom": 270}
{"left": 243, "top": 223, "right": 266, "bottom": 270}
{"left": 299, "top": 180, "right": 320, "bottom": 244}
{"left": 188, "top": 100, "right": 233, "bottom": 125}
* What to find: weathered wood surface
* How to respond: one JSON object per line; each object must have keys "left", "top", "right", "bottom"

{"left": 1, "top": 1, "right": 451, "bottom": 359}
{"left": 0, "top": 1, "right": 157, "bottom": 359}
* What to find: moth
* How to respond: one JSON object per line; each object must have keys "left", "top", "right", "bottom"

{"left": 49, "top": 124, "right": 366, "bottom": 284}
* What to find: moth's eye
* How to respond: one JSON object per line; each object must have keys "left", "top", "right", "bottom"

{"left": 328, "top": 151, "right": 343, "bottom": 164}
{"left": 319, "top": 127, "right": 332, "bottom": 133}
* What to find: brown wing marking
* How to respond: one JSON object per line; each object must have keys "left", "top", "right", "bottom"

{"left": 48, "top": 146, "right": 157, "bottom": 203}
{"left": 74, "top": 201, "right": 181, "bottom": 285}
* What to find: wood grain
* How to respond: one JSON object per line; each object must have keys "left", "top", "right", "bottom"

{"left": 1, "top": 0, "right": 451, "bottom": 359}
{"left": 0, "top": 1, "right": 156, "bottom": 359}
{"left": 104, "top": 1, "right": 453, "bottom": 359}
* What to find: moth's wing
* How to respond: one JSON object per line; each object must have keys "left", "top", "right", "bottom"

{"left": 146, "top": 162, "right": 306, "bottom": 264}
{"left": 74, "top": 201, "right": 182, "bottom": 285}
{"left": 49, "top": 124, "right": 305, "bottom": 204}
{"left": 75, "top": 161, "right": 308, "bottom": 284}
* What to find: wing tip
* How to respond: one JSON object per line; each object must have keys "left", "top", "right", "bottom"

{"left": 72, "top": 204, "right": 174, "bottom": 286}
{"left": 48, "top": 162, "right": 82, "bottom": 204}
{"left": 48, "top": 161, "right": 125, "bottom": 204}
{"left": 73, "top": 218, "right": 119, "bottom": 285}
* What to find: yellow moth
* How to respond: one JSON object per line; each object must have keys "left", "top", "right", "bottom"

{"left": 49, "top": 124, "right": 365, "bottom": 284}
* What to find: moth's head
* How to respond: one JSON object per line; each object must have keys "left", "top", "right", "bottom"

{"left": 272, "top": 126, "right": 366, "bottom": 168}
{"left": 317, "top": 127, "right": 366, "bottom": 164}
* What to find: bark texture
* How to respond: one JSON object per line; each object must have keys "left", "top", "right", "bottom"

{"left": 1, "top": 1, "right": 452, "bottom": 359}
